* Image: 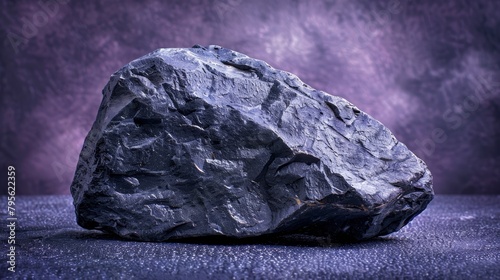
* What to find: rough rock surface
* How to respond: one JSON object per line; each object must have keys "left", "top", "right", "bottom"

{"left": 71, "top": 45, "right": 433, "bottom": 241}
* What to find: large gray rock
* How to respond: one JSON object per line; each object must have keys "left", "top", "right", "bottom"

{"left": 71, "top": 45, "right": 433, "bottom": 241}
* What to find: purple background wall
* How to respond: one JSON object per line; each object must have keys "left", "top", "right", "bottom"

{"left": 1, "top": 0, "right": 499, "bottom": 195}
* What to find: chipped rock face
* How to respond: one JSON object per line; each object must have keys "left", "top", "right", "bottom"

{"left": 71, "top": 45, "right": 433, "bottom": 241}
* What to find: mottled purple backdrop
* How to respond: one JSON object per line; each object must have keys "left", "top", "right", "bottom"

{"left": 1, "top": 0, "right": 499, "bottom": 195}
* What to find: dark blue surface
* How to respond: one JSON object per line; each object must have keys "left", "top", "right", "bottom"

{"left": 1, "top": 195, "right": 499, "bottom": 279}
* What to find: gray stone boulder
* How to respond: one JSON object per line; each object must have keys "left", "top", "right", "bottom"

{"left": 71, "top": 45, "right": 433, "bottom": 241}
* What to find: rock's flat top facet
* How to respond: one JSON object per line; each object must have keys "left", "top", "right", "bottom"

{"left": 71, "top": 45, "right": 433, "bottom": 241}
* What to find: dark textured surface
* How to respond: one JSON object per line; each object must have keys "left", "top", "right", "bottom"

{"left": 71, "top": 45, "right": 433, "bottom": 241}
{"left": 1, "top": 195, "right": 499, "bottom": 279}
{"left": 1, "top": 0, "right": 499, "bottom": 196}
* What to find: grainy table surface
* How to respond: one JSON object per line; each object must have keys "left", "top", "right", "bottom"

{"left": 1, "top": 195, "right": 499, "bottom": 279}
